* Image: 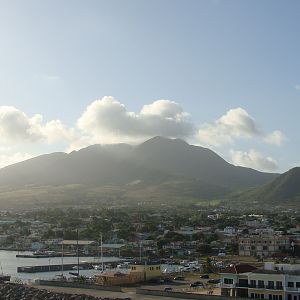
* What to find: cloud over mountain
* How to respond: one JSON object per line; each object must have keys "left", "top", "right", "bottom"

{"left": 230, "top": 149, "right": 278, "bottom": 172}
{"left": 77, "top": 97, "right": 194, "bottom": 144}
{"left": 197, "top": 107, "right": 285, "bottom": 148}
{"left": 0, "top": 98, "right": 286, "bottom": 171}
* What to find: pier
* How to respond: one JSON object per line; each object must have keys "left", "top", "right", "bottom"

{"left": 17, "top": 262, "right": 93, "bottom": 273}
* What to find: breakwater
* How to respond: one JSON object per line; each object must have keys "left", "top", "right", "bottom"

{"left": 0, "top": 283, "right": 126, "bottom": 300}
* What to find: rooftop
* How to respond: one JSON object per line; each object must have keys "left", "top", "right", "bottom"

{"left": 221, "top": 264, "right": 257, "bottom": 274}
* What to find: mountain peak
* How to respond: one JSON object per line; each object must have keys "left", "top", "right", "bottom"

{"left": 138, "top": 136, "right": 189, "bottom": 149}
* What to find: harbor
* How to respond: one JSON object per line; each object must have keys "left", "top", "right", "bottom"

{"left": 0, "top": 250, "right": 120, "bottom": 281}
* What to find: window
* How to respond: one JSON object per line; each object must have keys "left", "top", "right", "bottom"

{"left": 239, "top": 279, "right": 248, "bottom": 287}
{"left": 279, "top": 296, "right": 282, "bottom": 300}
{"left": 251, "top": 293, "right": 254, "bottom": 299}
{"left": 260, "top": 294, "right": 264, "bottom": 299}
{"left": 250, "top": 280, "right": 256, "bottom": 288}
{"left": 269, "top": 295, "right": 272, "bottom": 300}
{"left": 276, "top": 281, "right": 283, "bottom": 289}
{"left": 224, "top": 278, "right": 234, "bottom": 284}
{"left": 268, "top": 281, "right": 274, "bottom": 289}
{"left": 296, "top": 282, "right": 300, "bottom": 288}
{"left": 263, "top": 246, "right": 268, "bottom": 250}
{"left": 258, "top": 280, "right": 264, "bottom": 288}
{"left": 288, "top": 282, "right": 294, "bottom": 288}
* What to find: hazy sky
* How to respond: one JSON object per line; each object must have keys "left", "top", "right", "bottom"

{"left": 0, "top": 0, "right": 299, "bottom": 172}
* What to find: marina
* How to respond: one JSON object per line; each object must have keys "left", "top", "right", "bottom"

{"left": 0, "top": 250, "right": 120, "bottom": 281}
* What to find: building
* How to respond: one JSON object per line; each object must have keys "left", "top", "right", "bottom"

{"left": 129, "top": 260, "right": 162, "bottom": 281}
{"left": 220, "top": 264, "right": 257, "bottom": 298}
{"left": 95, "top": 260, "right": 162, "bottom": 286}
{"left": 224, "top": 226, "right": 237, "bottom": 235}
{"left": 238, "top": 234, "right": 291, "bottom": 258}
{"left": 220, "top": 262, "right": 300, "bottom": 300}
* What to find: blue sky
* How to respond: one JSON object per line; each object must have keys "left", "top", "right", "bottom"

{"left": 0, "top": 0, "right": 299, "bottom": 172}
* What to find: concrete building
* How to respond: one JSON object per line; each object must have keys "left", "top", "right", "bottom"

{"left": 220, "top": 262, "right": 300, "bottom": 300}
{"left": 238, "top": 234, "right": 291, "bottom": 258}
{"left": 129, "top": 260, "right": 162, "bottom": 281}
{"left": 95, "top": 260, "right": 162, "bottom": 286}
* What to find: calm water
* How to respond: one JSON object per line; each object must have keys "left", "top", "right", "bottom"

{"left": 0, "top": 250, "right": 120, "bottom": 282}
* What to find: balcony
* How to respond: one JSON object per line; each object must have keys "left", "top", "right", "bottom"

{"left": 266, "top": 286, "right": 283, "bottom": 290}
{"left": 220, "top": 283, "right": 236, "bottom": 289}
{"left": 285, "top": 287, "right": 300, "bottom": 292}
{"left": 249, "top": 285, "right": 283, "bottom": 290}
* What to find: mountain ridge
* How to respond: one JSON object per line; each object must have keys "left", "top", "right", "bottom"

{"left": 0, "top": 137, "right": 279, "bottom": 208}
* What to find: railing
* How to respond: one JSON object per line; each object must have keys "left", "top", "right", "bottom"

{"left": 284, "top": 287, "right": 300, "bottom": 292}
{"left": 220, "top": 283, "right": 236, "bottom": 289}
{"left": 249, "top": 285, "right": 283, "bottom": 290}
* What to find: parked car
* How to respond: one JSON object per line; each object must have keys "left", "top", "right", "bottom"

{"left": 190, "top": 281, "right": 204, "bottom": 288}
{"left": 173, "top": 276, "right": 185, "bottom": 281}
{"left": 164, "top": 287, "right": 173, "bottom": 292}
{"left": 207, "top": 278, "right": 220, "bottom": 284}
{"left": 200, "top": 274, "right": 209, "bottom": 279}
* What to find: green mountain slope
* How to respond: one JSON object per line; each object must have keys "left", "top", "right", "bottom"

{"left": 231, "top": 167, "right": 300, "bottom": 206}
{"left": 0, "top": 137, "right": 278, "bottom": 208}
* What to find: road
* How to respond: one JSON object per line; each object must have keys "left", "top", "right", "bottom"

{"left": 37, "top": 285, "right": 191, "bottom": 300}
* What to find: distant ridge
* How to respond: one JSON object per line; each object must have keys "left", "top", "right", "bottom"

{"left": 0, "top": 136, "right": 278, "bottom": 208}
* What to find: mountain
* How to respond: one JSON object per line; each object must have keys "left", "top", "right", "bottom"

{"left": 0, "top": 137, "right": 278, "bottom": 208}
{"left": 231, "top": 167, "right": 300, "bottom": 206}
{"left": 134, "top": 136, "right": 277, "bottom": 189}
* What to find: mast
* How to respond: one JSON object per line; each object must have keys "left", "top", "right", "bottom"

{"left": 101, "top": 232, "right": 104, "bottom": 271}
{"left": 61, "top": 236, "right": 64, "bottom": 276}
{"left": 77, "top": 229, "right": 80, "bottom": 276}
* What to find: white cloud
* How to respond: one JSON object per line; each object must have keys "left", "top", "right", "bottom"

{"left": 76, "top": 96, "right": 194, "bottom": 146}
{"left": 230, "top": 149, "right": 278, "bottom": 172}
{"left": 0, "top": 106, "right": 73, "bottom": 144}
{"left": 264, "top": 130, "right": 286, "bottom": 146}
{"left": 0, "top": 99, "right": 287, "bottom": 169}
{"left": 197, "top": 107, "right": 285, "bottom": 148}
{"left": 294, "top": 84, "right": 300, "bottom": 91}
{"left": 0, "top": 152, "right": 35, "bottom": 169}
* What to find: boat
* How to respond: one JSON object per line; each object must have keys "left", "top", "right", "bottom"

{"left": 93, "top": 264, "right": 105, "bottom": 271}
{"left": 72, "top": 265, "right": 84, "bottom": 270}
{"left": 0, "top": 262, "right": 10, "bottom": 282}
{"left": 0, "top": 275, "right": 10, "bottom": 282}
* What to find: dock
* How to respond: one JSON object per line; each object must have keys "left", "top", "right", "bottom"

{"left": 16, "top": 253, "right": 76, "bottom": 258}
{"left": 17, "top": 262, "right": 93, "bottom": 273}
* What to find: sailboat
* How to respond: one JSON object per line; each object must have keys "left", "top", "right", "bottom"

{"left": 93, "top": 233, "right": 105, "bottom": 272}
{"left": 0, "top": 262, "right": 10, "bottom": 282}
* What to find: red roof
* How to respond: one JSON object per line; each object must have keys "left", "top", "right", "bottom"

{"left": 222, "top": 264, "right": 257, "bottom": 274}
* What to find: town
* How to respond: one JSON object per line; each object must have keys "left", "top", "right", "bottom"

{"left": 0, "top": 203, "right": 300, "bottom": 299}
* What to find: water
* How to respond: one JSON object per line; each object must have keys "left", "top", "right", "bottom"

{"left": 0, "top": 250, "right": 120, "bottom": 282}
